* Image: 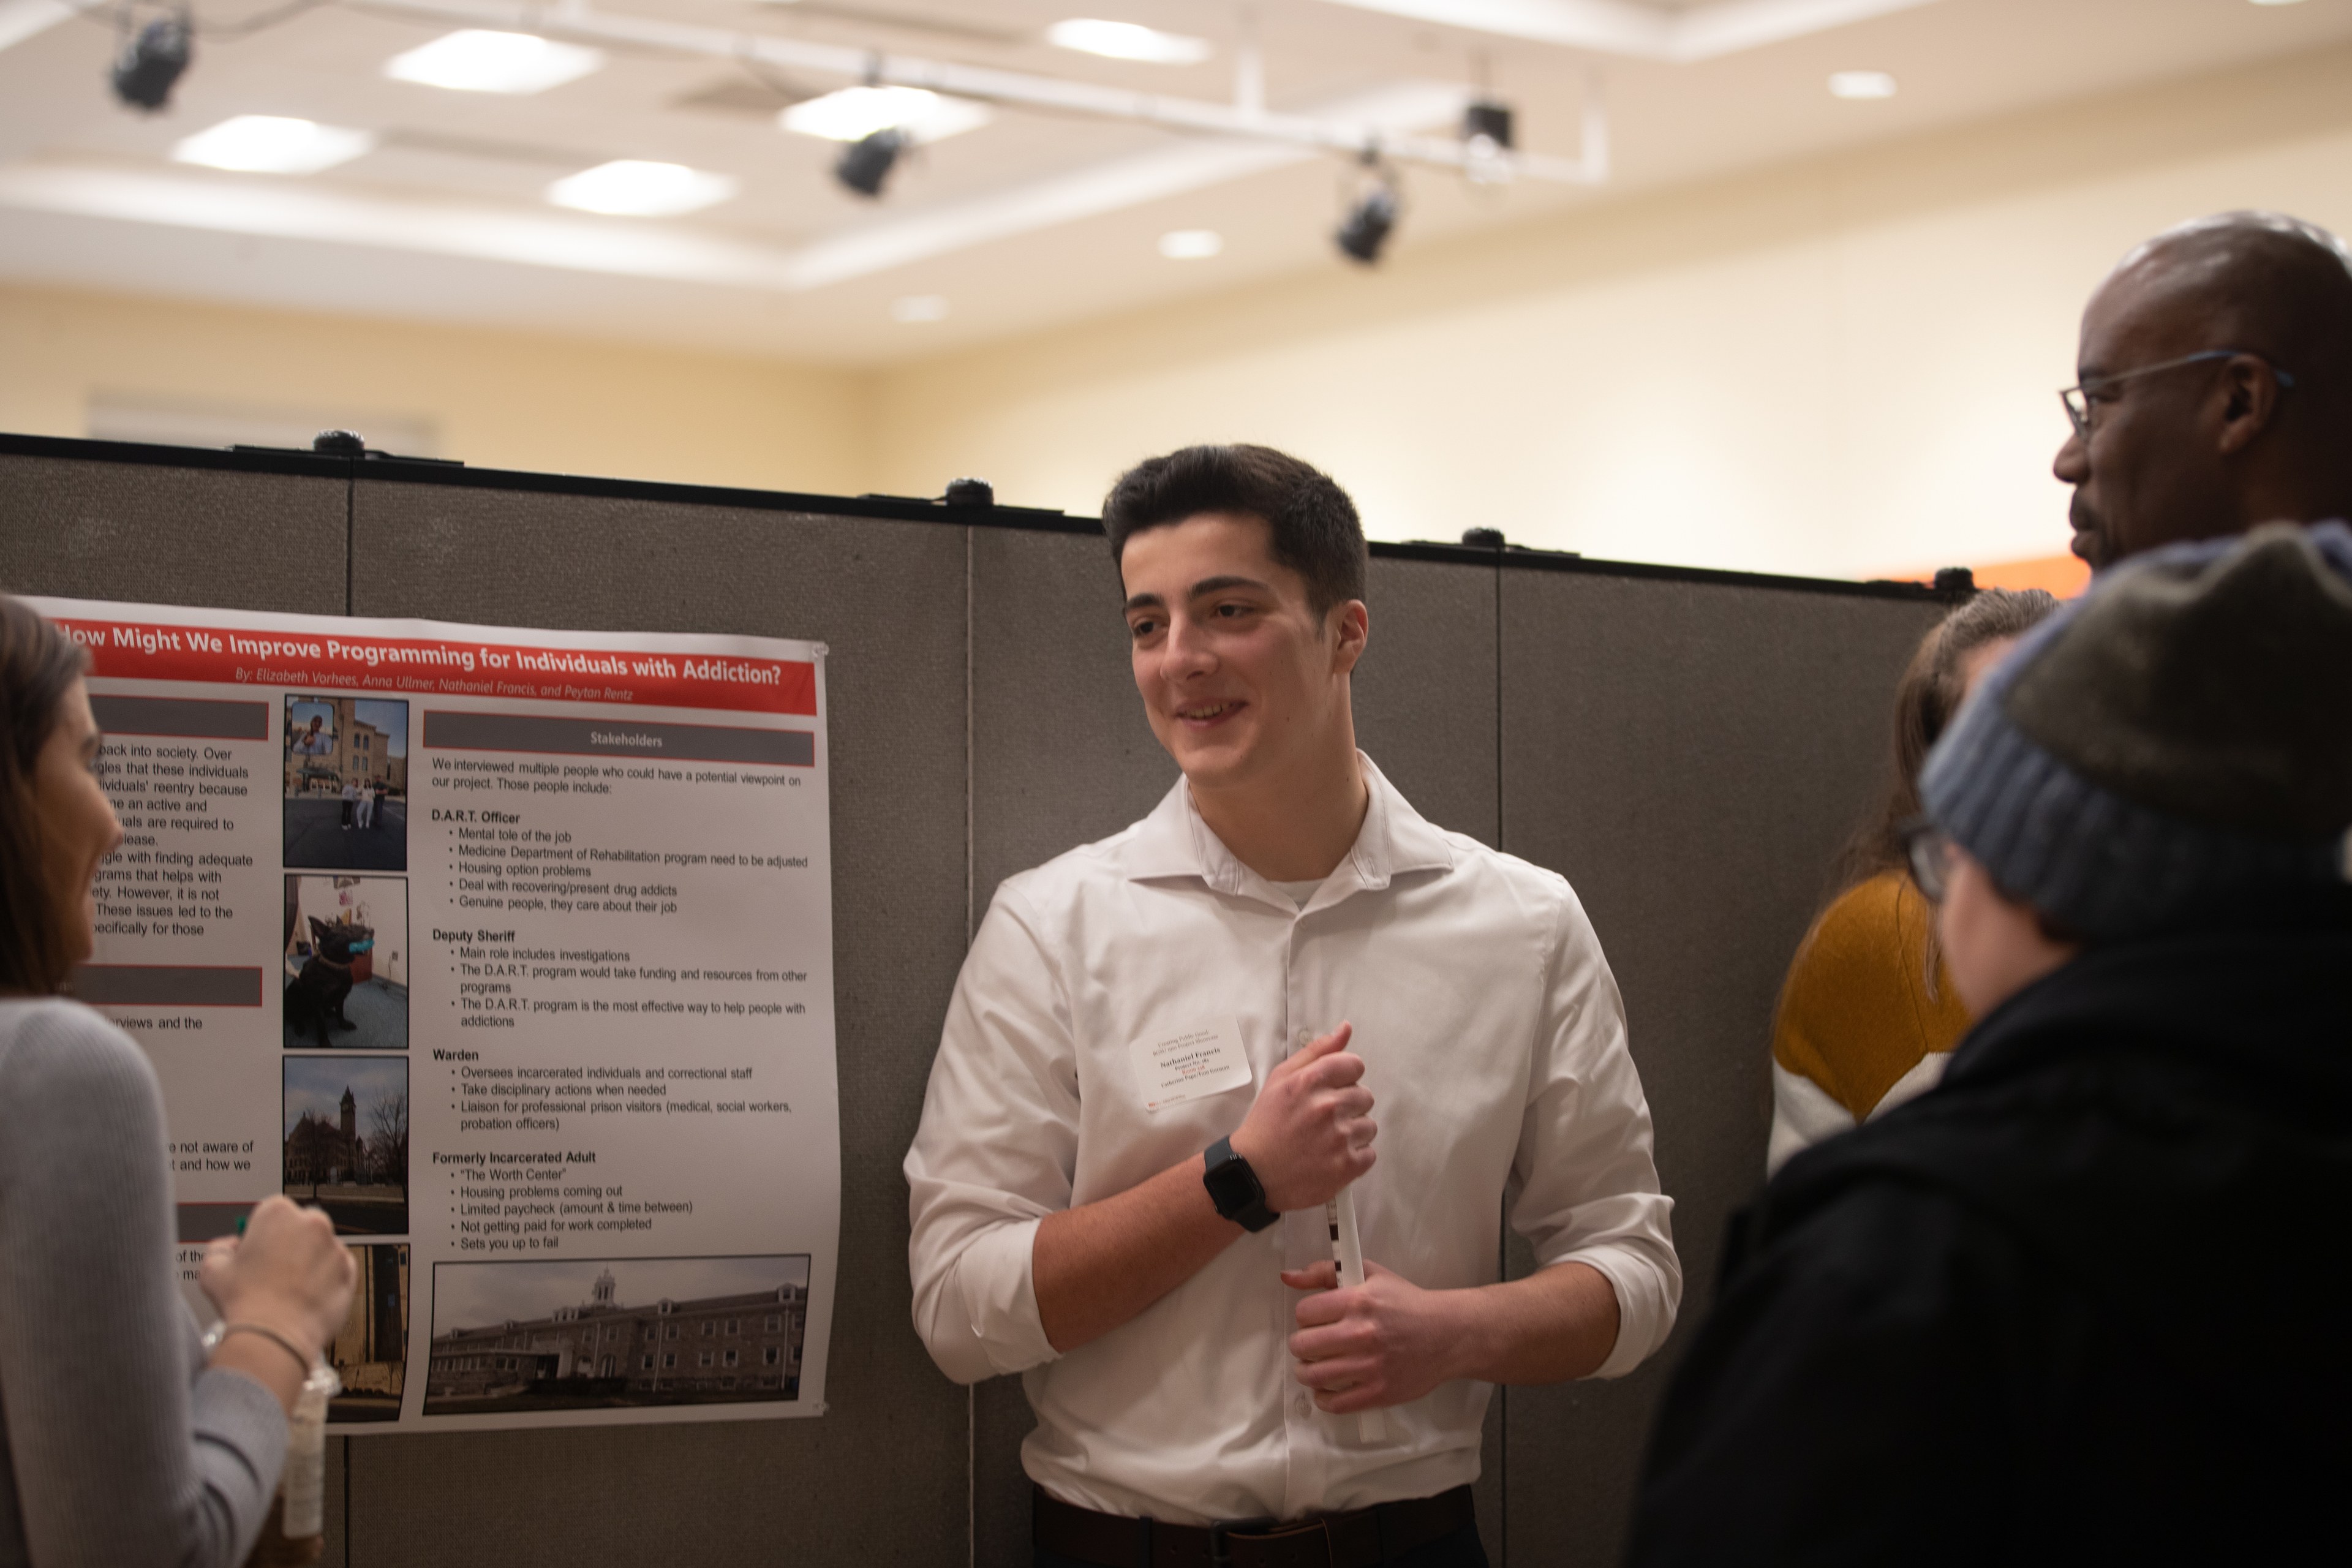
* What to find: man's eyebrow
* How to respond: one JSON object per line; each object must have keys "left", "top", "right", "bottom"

{"left": 1122, "top": 591, "right": 1167, "bottom": 613}
{"left": 1188, "top": 575, "right": 1272, "bottom": 598}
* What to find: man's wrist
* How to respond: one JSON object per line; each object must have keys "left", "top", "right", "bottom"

{"left": 1202, "top": 1135, "right": 1279, "bottom": 1232}
{"left": 1422, "top": 1284, "right": 1488, "bottom": 1385}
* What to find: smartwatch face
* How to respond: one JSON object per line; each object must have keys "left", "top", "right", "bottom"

{"left": 1207, "top": 1155, "right": 1251, "bottom": 1210}
{"left": 1205, "top": 1142, "right": 1273, "bottom": 1229}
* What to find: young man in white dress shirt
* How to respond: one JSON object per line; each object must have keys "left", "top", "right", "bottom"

{"left": 905, "top": 445, "right": 1680, "bottom": 1567}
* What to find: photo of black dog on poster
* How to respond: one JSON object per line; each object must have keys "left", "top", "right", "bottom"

{"left": 283, "top": 875, "right": 408, "bottom": 1051}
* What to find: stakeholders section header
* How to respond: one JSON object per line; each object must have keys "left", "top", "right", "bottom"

{"left": 36, "top": 595, "right": 841, "bottom": 1435}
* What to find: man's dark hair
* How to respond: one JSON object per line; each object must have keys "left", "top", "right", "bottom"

{"left": 1102, "top": 445, "right": 1368, "bottom": 616}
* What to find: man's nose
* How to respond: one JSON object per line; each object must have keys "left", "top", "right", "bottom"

{"left": 2052, "top": 428, "right": 2089, "bottom": 484}
{"left": 1159, "top": 616, "right": 1216, "bottom": 677}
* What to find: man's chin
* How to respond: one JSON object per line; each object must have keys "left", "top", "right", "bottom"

{"left": 2068, "top": 527, "right": 2107, "bottom": 570}
{"left": 1166, "top": 735, "right": 1257, "bottom": 793}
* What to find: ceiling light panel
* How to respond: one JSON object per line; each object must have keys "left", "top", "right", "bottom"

{"left": 1828, "top": 70, "right": 1897, "bottom": 99}
{"left": 780, "top": 86, "right": 990, "bottom": 144}
{"left": 891, "top": 294, "right": 949, "bottom": 323}
{"left": 385, "top": 29, "right": 606, "bottom": 94}
{"left": 1047, "top": 18, "right": 1214, "bottom": 64}
{"left": 546, "top": 160, "right": 739, "bottom": 217}
{"left": 1158, "top": 228, "right": 1223, "bottom": 258}
{"left": 172, "top": 116, "right": 377, "bottom": 175}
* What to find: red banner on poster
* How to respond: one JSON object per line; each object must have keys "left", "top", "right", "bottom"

{"left": 54, "top": 619, "right": 818, "bottom": 717}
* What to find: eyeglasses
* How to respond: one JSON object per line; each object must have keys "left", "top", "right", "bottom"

{"left": 2060, "top": 349, "right": 2296, "bottom": 442}
{"left": 1898, "top": 816, "right": 1954, "bottom": 904}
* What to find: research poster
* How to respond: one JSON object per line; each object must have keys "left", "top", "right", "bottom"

{"left": 32, "top": 597, "right": 840, "bottom": 1433}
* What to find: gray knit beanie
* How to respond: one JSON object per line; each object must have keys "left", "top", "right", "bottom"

{"left": 1919, "top": 521, "right": 2352, "bottom": 940}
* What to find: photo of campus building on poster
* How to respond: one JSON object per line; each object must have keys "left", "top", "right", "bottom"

{"left": 282, "top": 1054, "right": 408, "bottom": 1236}
{"left": 425, "top": 1256, "right": 810, "bottom": 1415}
{"left": 284, "top": 695, "right": 407, "bottom": 872}
{"left": 330, "top": 1245, "right": 409, "bottom": 1424}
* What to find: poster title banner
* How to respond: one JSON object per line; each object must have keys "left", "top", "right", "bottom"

{"left": 55, "top": 616, "right": 818, "bottom": 717}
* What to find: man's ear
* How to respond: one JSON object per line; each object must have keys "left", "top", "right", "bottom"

{"left": 1330, "top": 600, "right": 1370, "bottom": 676}
{"left": 2216, "top": 355, "right": 2286, "bottom": 456}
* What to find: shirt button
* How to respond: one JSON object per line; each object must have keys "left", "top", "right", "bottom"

{"left": 1294, "top": 1393, "right": 1313, "bottom": 1418}
{"left": 1296, "top": 1029, "right": 1313, "bottom": 1047}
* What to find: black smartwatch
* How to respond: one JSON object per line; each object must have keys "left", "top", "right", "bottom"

{"left": 1202, "top": 1136, "right": 1278, "bottom": 1232}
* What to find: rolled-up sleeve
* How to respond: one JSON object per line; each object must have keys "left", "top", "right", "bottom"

{"left": 904, "top": 886, "right": 1079, "bottom": 1384}
{"left": 1509, "top": 883, "right": 1683, "bottom": 1381}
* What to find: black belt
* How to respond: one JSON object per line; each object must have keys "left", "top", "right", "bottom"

{"left": 1035, "top": 1484, "right": 1476, "bottom": 1568}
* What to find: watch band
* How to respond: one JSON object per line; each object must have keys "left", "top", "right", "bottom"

{"left": 1203, "top": 1135, "right": 1279, "bottom": 1233}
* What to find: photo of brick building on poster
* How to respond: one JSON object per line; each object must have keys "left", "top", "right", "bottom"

{"left": 425, "top": 1255, "right": 810, "bottom": 1415}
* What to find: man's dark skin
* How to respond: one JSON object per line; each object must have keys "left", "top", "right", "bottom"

{"left": 2056, "top": 213, "right": 2352, "bottom": 569}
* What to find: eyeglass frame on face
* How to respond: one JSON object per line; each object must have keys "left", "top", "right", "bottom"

{"left": 2059, "top": 349, "right": 2297, "bottom": 442}
{"left": 1898, "top": 815, "right": 1954, "bottom": 905}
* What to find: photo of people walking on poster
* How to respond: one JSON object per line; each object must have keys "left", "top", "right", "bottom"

{"left": 284, "top": 695, "right": 407, "bottom": 871}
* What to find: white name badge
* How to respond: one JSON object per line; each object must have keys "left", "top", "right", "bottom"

{"left": 1129, "top": 1017, "right": 1254, "bottom": 1112}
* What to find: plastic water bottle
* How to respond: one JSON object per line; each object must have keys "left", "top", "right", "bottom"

{"left": 244, "top": 1360, "right": 339, "bottom": 1566}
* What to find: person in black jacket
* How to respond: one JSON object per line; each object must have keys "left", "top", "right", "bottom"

{"left": 1628, "top": 521, "right": 2352, "bottom": 1567}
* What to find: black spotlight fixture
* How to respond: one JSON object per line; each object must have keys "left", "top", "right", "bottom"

{"left": 1461, "top": 99, "right": 1515, "bottom": 186}
{"left": 111, "top": 12, "right": 194, "bottom": 113}
{"left": 1462, "top": 100, "right": 1515, "bottom": 153}
{"left": 1335, "top": 160, "right": 1400, "bottom": 266}
{"left": 834, "top": 126, "right": 907, "bottom": 198}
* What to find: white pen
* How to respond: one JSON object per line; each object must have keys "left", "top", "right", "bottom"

{"left": 1327, "top": 1185, "right": 1385, "bottom": 1442}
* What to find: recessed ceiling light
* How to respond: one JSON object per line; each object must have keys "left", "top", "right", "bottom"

{"left": 780, "top": 86, "right": 990, "bottom": 144}
{"left": 1047, "top": 18, "right": 1213, "bottom": 64}
{"left": 1828, "top": 70, "right": 1897, "bottom": 100}
{"left": 891, "top": 294, "right": 949, "bottom": 323}
{"left": 385, "top": 30, "right": 605, "bottom": 95}
{"left": 170, "top": 116, "right": 377, "bottom": 175}
{"left": 1158, "top": 228, "right": 1223, "bottom": 260}
{"left": 545, "top": 160, "right": 739, "bottom": 217}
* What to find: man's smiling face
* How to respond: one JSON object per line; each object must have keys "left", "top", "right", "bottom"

{"left": 1120, "top": 511, "right": 1359, "bottom": 795}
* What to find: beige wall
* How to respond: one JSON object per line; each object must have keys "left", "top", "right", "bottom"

{"left": 870, "top": 43, "right": 2352, "bottom": 581}
{"left": 4, "top": 43, "right": 2350, "bottom": 579}
{"left": 0, "top": 286, "right": 872, "bottom": 496}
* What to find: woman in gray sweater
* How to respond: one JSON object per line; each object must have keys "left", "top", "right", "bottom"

{"left": 0, "top": 594, "right": 355, "bottom": 1567}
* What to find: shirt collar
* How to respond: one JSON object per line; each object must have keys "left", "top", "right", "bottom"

{"left": 1121, "top": 752, "right": 1455, "bottom": 900}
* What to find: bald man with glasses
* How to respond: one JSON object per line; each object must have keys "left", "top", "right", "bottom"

{"left": 2055, "top": 210, "right": 2352, "bottom": 571}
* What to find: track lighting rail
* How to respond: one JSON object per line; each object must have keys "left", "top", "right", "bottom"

{"left": 347, "top": 0, "right": 1610, "bottom": 185}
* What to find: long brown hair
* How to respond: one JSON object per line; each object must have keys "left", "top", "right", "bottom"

{"left": 0, "top": 594, "right": 92, "bottom": 994}
{"left": 1836, "top": 587, "right": 2061, "bottom": 894}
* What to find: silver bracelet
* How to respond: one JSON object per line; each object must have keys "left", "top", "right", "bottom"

{"left": 206, "top": 1321, "right": 315, "bottom": 1375}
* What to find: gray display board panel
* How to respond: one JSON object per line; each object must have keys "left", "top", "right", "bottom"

{"left": 346, "top": 478, "right": 969, "bottom": 1567}
{"left": 0, "top": 451, "right": 348, "bottom": 613}
{"left": 0, "top": 439, "right": 1943, "bottom": 1567}
{"left": 1497, "top": 570, "right": 1942, "bottom": 1564}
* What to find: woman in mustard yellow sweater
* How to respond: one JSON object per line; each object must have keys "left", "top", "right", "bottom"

{"left": 1766, "top": 588, "right": 2057, "bottom": 1174}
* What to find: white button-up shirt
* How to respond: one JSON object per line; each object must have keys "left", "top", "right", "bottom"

{"left": 904, "top": 755, "right": 1679, "bottom": 1525}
